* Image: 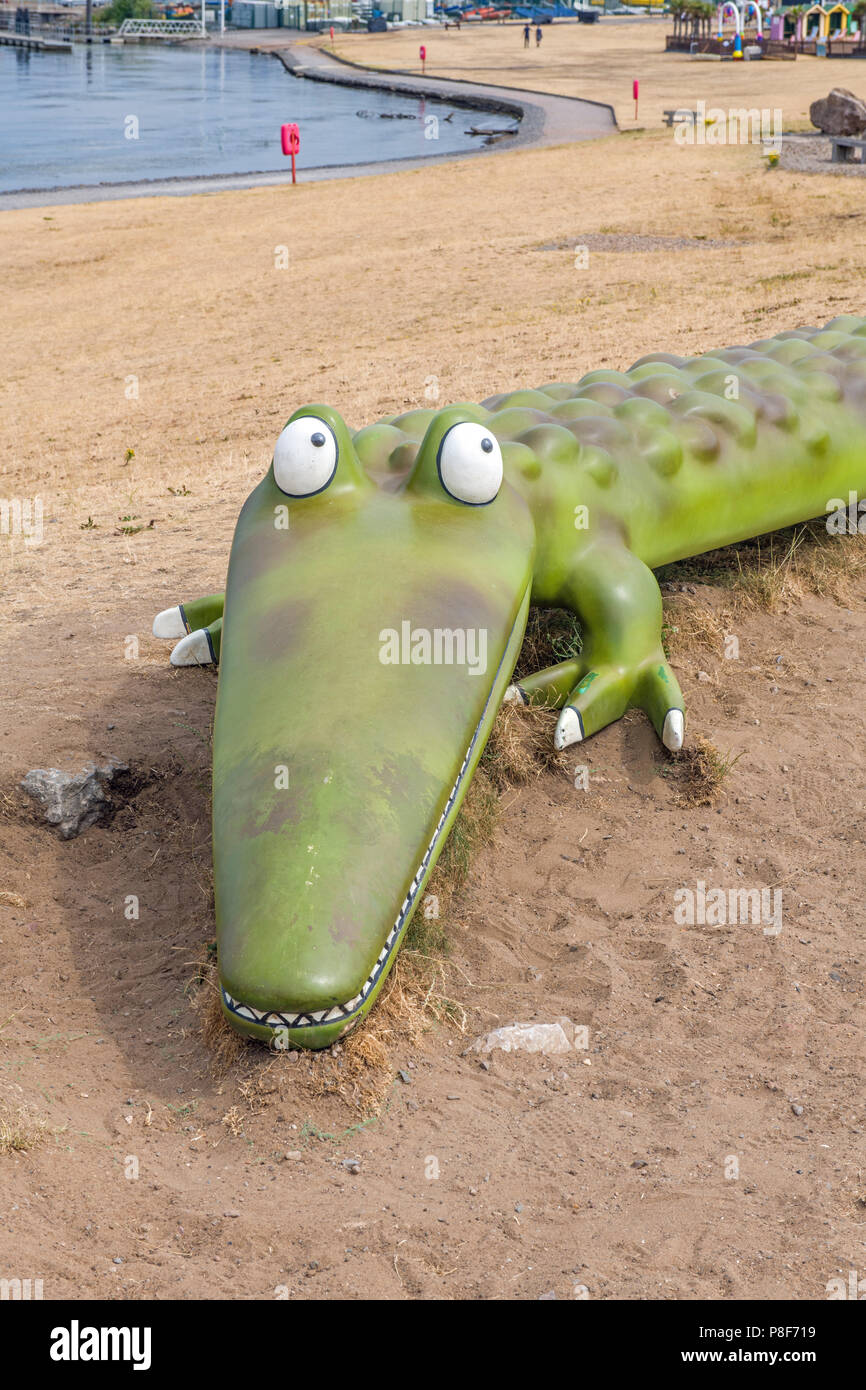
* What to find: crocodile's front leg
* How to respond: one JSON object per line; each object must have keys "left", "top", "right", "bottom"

{"left": 153, "top": 592, "right": 224, "bottom": 666}
{"left": 509, "top": 543, "right": 685, "bottom": 752}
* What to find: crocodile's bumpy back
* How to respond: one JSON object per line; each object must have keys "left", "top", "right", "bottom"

{"left": 353, "top": 314, "right": 866, "bottom": 572}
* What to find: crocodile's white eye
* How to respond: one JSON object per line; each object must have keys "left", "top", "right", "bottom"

{"left": 273, "top": 417, "right": 338, "bottom": 497}
{"left": 437, "top": 422, "right": 503, "bottom": 506}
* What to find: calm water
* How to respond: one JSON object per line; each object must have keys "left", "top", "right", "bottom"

{"left": 0, "top": 44, "right": 479, "bottom": 191}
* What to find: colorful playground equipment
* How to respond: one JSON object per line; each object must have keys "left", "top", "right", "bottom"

{"left": 715, "top": 1, "right": 764, "bottom": 49}
{"left": 716, "top": 1, "right": 741, "bottom": 39}
{"left": 714, "top": 2, "right": 758, "bottom": 54}
{"left": 744, "top": 0, "right": 762, "bottom": 35}
{"left": 672, "top": 2, "right": 863, "bottom": 54}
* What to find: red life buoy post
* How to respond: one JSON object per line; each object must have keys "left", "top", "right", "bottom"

{"left": 419, "top": 43, "right": 426, "bottom": 75}
{"left": 281, "top": 122, "right": 300, "bottom": 184}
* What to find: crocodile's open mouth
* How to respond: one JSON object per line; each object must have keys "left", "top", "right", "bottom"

{"left": 219, "top": 680, "right": 492, "bottom": 1033}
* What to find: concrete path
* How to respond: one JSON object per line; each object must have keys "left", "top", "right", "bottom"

{"left": 279, "top": 42, "right": 616, "bottom": 154}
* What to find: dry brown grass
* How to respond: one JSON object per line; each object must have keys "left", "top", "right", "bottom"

{"left": 0, "top": 1107, "right": 49, "bottom": 1156}
{"left": 669, "top": 735, "right": 742, "bottom": 807}
{"left": 663, "top": 525, "right": 866, "bottom": 658}
{"left": 679, "top": 525, "right": 866, "bottom": 611}
{"left": 0, "top": 890, "right": 28, "bottom": 910}
{"left": 193, "top": 961, "right": 248, "bottom": 1072}
{"left": 731, "top": 525, "right": 866, "bottom": 612}
{"left": 663, "top": 593, "right": 731, "bottom": 657}
{"left": 481, "top": 699, "right": 568, "bottom": 791}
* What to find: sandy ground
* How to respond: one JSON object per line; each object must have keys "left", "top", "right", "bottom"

{"left": 332, "top": 19, "right": 861, "bottom": 129}
{"left": 0, "top": 23, "right": 864, "bottom": 1301}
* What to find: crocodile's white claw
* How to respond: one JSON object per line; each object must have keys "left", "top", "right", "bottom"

{"left": 554, "top": 706, "right": 583, "bottom": 751}
{"left": 153, "top": 605, "right": 187, "bottom": 640}
{"left": 170, "top": 629, "right": 214, "bottom": 667}
{"left": 662, "top": 708, "right": 685, "bottom": 752}
{"left": 502, "top": 683, "right": 527, "bottom": 706}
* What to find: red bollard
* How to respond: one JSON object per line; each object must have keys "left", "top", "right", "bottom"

{"left": 420, "top": 43, "right": 426, "bottom": 75}
{"left": 281, "top": 123, "right": 300, "bottom": 184}
{"left": 633, "top": 79, "right": 639, "bottom": 121}
{"left": 329, "top": 24, "right": 334, "bottom": 43}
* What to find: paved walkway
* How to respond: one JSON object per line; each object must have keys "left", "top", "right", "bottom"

{"left": 278, "top": 42, "right": 616, "bottom": 154}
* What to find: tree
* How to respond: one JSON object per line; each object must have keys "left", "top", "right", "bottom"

{"left": 95, "top": 0, "right": 158, "bottom": 24}
{"left": 784, "top": 4, "right": 807, "bottom": 40}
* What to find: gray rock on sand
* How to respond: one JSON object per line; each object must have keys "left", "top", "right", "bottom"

{"left": 809, "top": 88, "right": 866, "bottom": 137}
{"left": 21, "top": 760, "right": 129, "bottom": 839}
{"left": 469, "top": 1018, "right": 576, "bottom": 1056}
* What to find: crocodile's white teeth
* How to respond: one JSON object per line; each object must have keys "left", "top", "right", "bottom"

{"left": 554, "top": 707, "right": 583, "bottom": 750}
{"left": 662, "top": 708, "right": 685, "bottom": 752}
{"left": 153, "top": 605, "right": 187, "bottom": 640}
{"left": 170, "top": 629, "right": 214, "bottom": 667}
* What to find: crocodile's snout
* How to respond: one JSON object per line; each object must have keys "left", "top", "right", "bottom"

{"left": 211, "top": 413, "right": 535, "bottom": 1047}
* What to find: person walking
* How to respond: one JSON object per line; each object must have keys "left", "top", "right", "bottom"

{"left": 523, "top": 23, "right": 530, "bottom": 47}
{"left": 536, "top": 24, "right": 543, "bottom": 46}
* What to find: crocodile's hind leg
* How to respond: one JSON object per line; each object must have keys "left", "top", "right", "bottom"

{"left": 508, "top": 543, "right": 684, "bottom": 752}
{"left": 153, "top": 593, "right": 224, "bottom": 667}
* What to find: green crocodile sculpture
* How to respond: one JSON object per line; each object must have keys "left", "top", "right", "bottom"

{"left": 153, "top": 314, "right": 866, "bottom": 1047}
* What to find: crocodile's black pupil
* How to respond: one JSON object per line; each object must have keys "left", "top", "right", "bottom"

{"left": 481, "top": 437, "right": 494, "bottom": 453}
{"left": 311, "top": 432, "right": 326, "bottom": 447}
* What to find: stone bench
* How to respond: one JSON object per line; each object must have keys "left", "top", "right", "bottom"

{"left": 663, "top": 108, "right": 699, "bottom": 127}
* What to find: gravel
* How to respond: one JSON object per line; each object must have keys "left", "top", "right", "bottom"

{"left": 779, "top": 131, "right": 866, "bottom": 176}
